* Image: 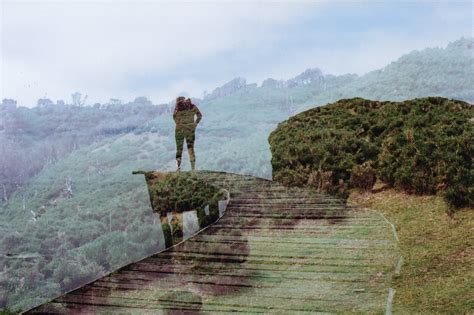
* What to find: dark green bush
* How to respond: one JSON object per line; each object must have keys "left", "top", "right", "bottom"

{"left": 143, "top": 172, "right": 224, "bottom": 215}
{"left": 196, "top": 204, "right": 219, "bottom": 228}
{"left": 142, "top": 171, "right": 227, "bottom": 247}
{"left": 350, "top": 162, "right": 377, "bottom": 191}
{"left": 169, "top": 215, "right": 183, "bottom": 240}
{"left": 269, "top": 97, "right": 473, "bottom": 209}
{"left": 161, "top": 223, "right": 172, "bottom": 248}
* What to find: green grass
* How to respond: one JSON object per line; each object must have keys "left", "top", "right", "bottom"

{"left": 0, "top": 307, "right": 19, "bottom": 315}
{"left": 349, "top": 188, "right": 473, "bottom": 314}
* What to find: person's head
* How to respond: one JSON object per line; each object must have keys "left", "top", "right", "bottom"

{"left": 186, "top": 98, "right": 192, "bottom": 105}
{"left": 176, "top": 96, "right": 185, "bottom": 105}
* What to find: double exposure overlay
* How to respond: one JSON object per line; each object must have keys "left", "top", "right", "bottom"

{"left": 1, "top": 1, "right": 473, "bottom": 314}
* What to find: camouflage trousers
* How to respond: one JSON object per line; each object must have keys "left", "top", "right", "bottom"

{"left": 175, "top": 127, "right": 196, "bottom": 167}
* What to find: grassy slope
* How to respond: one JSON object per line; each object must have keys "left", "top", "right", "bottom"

{"left": 349, "top": 188, "right": 473, "bottom": 314}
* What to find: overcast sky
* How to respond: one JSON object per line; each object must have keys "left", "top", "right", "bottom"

{"left": 1, "top": 0, "right": 472, "bottom": 107}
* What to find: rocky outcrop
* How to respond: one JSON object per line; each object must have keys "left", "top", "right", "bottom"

{"left": 286, "top": 68, "right": 324, "bottom": 87}
{"left": 446, "top": 37, "right": 473, "bottom": 51}
{"left": 204, "top": 77, "right": 247, "bottom": 100}
{"left": 261, "top": 78, "right": 285, "bottom": 88}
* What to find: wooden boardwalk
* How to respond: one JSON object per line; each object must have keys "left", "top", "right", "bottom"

{"left": 28, "top": 171, "right": 400, "bottom": 314}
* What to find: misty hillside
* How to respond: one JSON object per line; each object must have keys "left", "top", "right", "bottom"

{"left": 0, "top": 38, "right": 473, "bottom": 310}
{"left": 200, "top": 37, "right": 473, "bottom": 105}
{"left": 328, "top": 37, "right": 474, "bottom": 102}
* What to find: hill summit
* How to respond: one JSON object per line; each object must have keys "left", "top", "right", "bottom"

{"left": 269, "top": 97, "right": 473, "bottom": 209}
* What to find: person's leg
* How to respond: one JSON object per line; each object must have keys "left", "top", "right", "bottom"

{"left": 175, "top": 128, "right": 184, "bottom": 171}
{"left": 186, "top": 129, "right": 196, "bottom": 171}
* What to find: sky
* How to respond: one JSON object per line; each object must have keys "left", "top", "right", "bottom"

{"left": 1, "top": 0, "right": 472, "bottom": 107}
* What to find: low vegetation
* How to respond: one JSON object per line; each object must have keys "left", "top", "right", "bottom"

{"left": 141, "top": 171, "right": 224, "bottom": 216}
{"left": 140, "top": 171, "right": 225, "bottom": 246}
{"left": 349, "top": 188, "right": 473, "bottom": 314}
{"left": 269, "top": 97, "right": 473, "bottom": 209}
{"left": 0, "top": 307, "right": 18, "bottom": 315}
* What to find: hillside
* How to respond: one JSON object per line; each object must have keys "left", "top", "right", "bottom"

{"left": 0, "top": 99, "right": 168, "bottom": 202}
{"left": 317, "top": 38, "right": 474, "bottom": 103}
{"left": 1, "top": 38, "right": 473, "bottom": 311}
{"left": 268, "top": 95, "right": 474, "bottom": 313}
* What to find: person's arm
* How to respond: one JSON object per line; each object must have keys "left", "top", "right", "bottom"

{"left": 193, "top": 105, "right": 202, "bottom": 125}
{"left": 173, "top": 105, "right": 178, "bottom": 122}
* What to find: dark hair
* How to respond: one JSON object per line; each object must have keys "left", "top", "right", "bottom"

{"left": 176, "top": 96, "right": 191, "bottom": 111}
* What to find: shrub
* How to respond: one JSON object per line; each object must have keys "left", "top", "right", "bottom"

{"left": 350, "top": 162, "right": 377, "bottom": 191}
{"left": 307, "top": 170, "right": 333, "bottom": 192}
{"left": 141, "top": 171, "right": 226, "bottom": 247}
{"left": 269, "top": 97, "right": 473, "bottom": 209}
{"left": 143, "top": 172, "right": 224, "bottom": 215}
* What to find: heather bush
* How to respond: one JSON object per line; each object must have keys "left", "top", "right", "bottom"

{"left": 269, "top": 97, "right": 473, "bottom": 209}
{"left": 143, "top": 172, "right": 224, "bottom": 215}
{"left": 350, "top": 162, "right": 377, "bottom": 192}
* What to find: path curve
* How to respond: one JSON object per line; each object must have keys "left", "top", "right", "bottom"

{"left": 27, "top": 171, "right": 400, "bottom": 314}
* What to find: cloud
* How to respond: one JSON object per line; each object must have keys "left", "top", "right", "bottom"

{"left": 1, "top": 1, "right": 471, "bottom": 107}
{"left": 1, "top": 1, "right": 320, "bottom": 105}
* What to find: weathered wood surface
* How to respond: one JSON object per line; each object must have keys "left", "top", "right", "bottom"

{"left": 27, "top": 171, "right": 400, "bottom": 314}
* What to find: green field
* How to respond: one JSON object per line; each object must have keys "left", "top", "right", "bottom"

{"left": 349, "top": 188, "right": 473, "bottom": 314}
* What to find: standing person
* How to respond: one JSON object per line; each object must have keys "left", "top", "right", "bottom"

{"left": 173, "top": 96, "right": 202, "bottom": 171}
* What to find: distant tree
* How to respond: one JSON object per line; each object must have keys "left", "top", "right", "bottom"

{"left": 71, "top": 92, "right": 88, "bottom": 106}
{"left": 1, "top": 99, "right": 17, "bottom": 110}
{"left": 132, "top": 96, "right": 152, "bottom": 106}
{"left": 37, "top": 98, "right": 54, "bottom": 107}
{"left": 63, "top": 177, "right": 73, "bottom": 198}
{"left": 2, "top": 184, "right": 7, "bottom": 202}
{"left": 108, "top": 98, "right": 122, "bottom": 106}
